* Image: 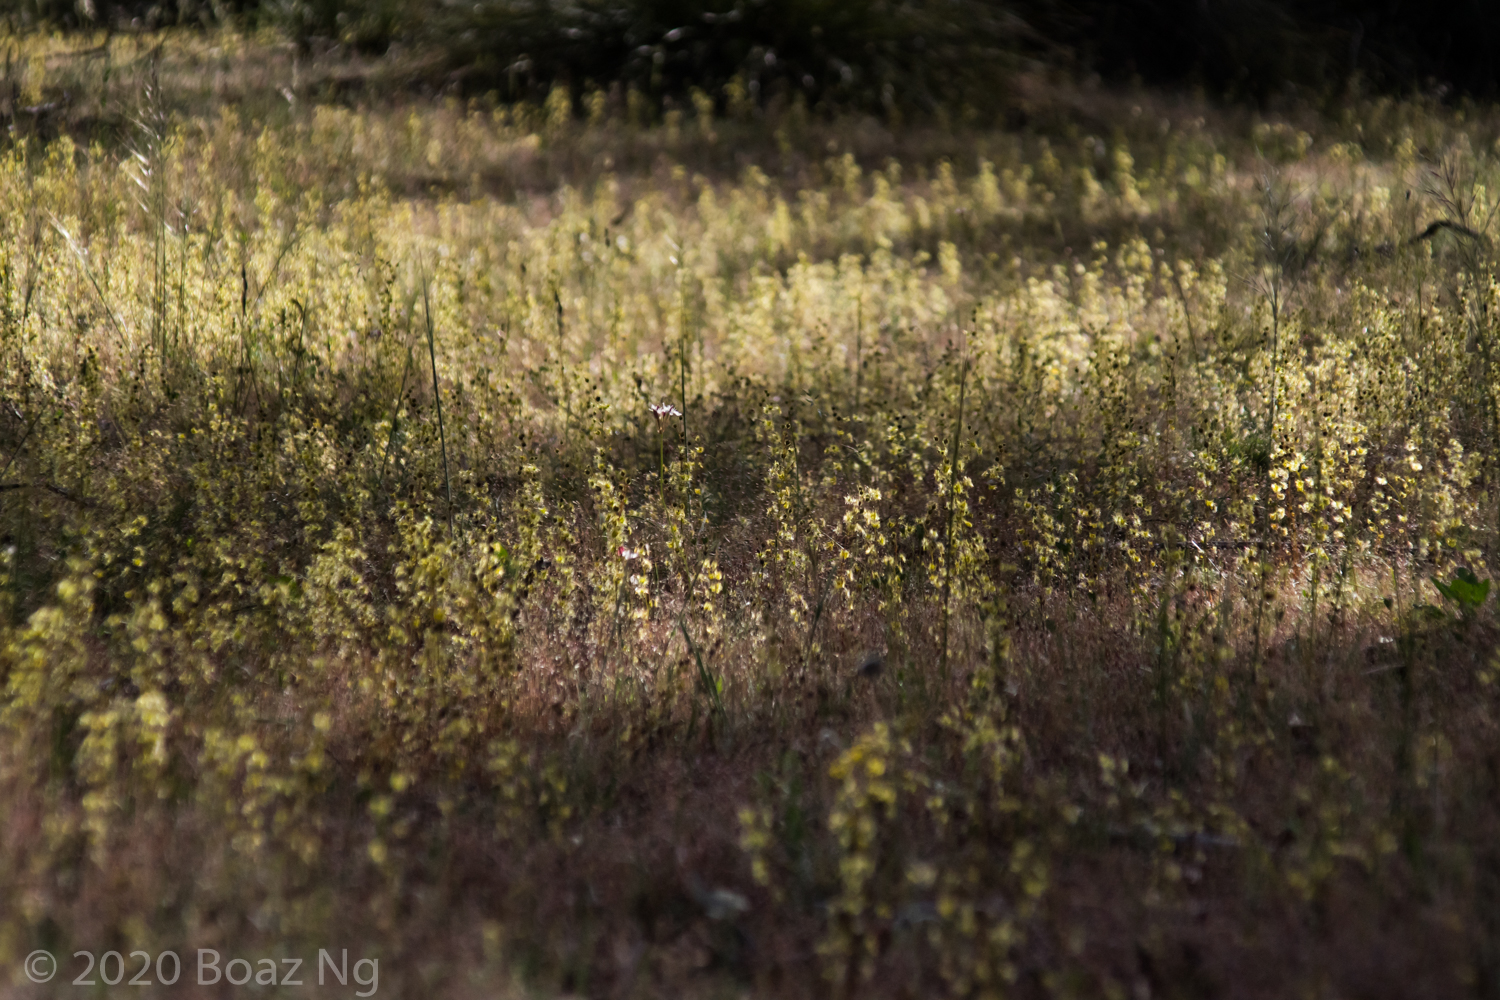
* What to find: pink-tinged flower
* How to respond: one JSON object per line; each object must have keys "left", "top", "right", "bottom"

{"left": 650, "top": 402, "right": 682, "bottom": 420}
{"left": 619, "top": 546, "right": 641, "bottom": 561}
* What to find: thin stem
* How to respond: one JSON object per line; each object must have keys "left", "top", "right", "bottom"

{"left": 1170, "top": 264, "right": 1200, "bottom": 364}
{"left": 48, "top": 214, "right": 127, "bottom": 343}
{"left": 377, "top": 342, "right": 416, "bottom": 498}
{"left": 1268, "top": 280, "right": 1281, "bottom": 443}
{"left": 939, "top": 358, "right": 970, "bottom": 683}
{"left": 422, "top": 267, "right": 454, "bottom": 539}
{"left": 555, "top": 285, "right": 569, "bottom": 445}
{"left": 0, "top": 407, "right": 43, "bottom": 484}
{"left": 854, "top": 295, "right": 863, "bottom": 414}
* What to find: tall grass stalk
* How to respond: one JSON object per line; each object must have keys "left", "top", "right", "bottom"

{"left": 422, "top": 265, "right": 454, "bottom": 538}
{"left": 939, "top": 357, "right": 969, "bottom": 683}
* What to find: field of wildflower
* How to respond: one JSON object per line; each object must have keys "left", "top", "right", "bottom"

{"left": 5, "top": 29, "right": 1500, "bottom": 999}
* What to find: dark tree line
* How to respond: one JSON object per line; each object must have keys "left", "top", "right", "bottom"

{"left": 7, "top": 0, "right": 1497, "bottom": 107}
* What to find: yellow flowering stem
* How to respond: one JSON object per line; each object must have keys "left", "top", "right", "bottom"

{"left": 422, "top": 264, "right": 454, "bottom": 539}
{"left": 941, "top": 357, "right": 970, "bottom": 683}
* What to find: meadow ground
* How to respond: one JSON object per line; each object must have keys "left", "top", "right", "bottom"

{"left": 4, "top": 30, "right": 1500, "bottom": 999}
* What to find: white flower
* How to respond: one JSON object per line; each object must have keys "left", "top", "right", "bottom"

{"left": 650, "top": 402, "right": 682, "bottom": 419}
